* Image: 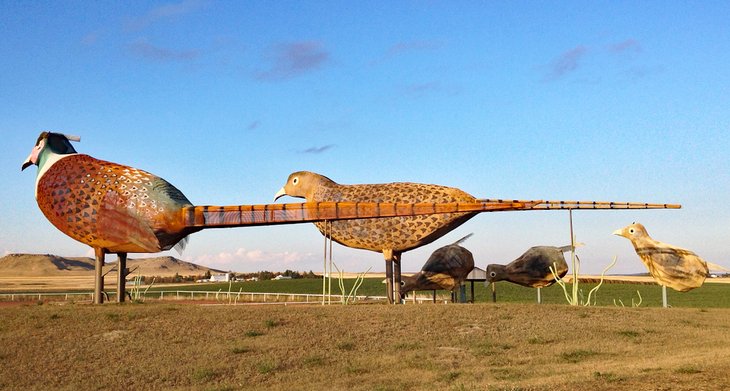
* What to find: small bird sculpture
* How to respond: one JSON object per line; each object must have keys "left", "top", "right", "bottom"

{"left": 486, "top": 245, "right": 574, "bottom": 288}
{"left": 613, "top": 222, "right": 708, "bottom": 292}
{"left": 23, "top": 132, "right": 526, "bottom": 303}
{"left": 274, "top": 171, "right": 482, "bottom": 302}
{"left": 400, "top": 234, "right": 475, "bottom": 301}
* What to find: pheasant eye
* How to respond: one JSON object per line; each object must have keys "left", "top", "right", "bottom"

{"left": 629, "top": 228, "right": 635, "bottom": 234}
{"left": 292, "top": 177, "right": 299, "bottom": 185}
{"left": 490, "top": 272, "right": 496, "bottom": 277}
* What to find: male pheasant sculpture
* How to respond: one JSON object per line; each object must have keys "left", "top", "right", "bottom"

{"left": 613, "top": 222, "right": 710, "bottom": 292}
{"left": 274, "top": 171, "right": 679, "bottom": 303}
{"left": 22, "top": 132, "right": 531, "bottom": 303}
{"left": 400, "top": 234, "right": 475, "bottom": 302}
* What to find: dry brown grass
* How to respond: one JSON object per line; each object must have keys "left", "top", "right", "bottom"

{"left": 1, "top": 302, "right": 730, "bottom": 390}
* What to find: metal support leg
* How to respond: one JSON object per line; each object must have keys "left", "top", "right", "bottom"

{"left": 94, "top": 248, "right": 105, "bottom": 304}
{"left": 117, "top": 253, "right": 127, "bottom": 303}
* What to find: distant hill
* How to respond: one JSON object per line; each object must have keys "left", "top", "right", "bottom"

{"left": 0, "top": 254, "right": 224, "bottom": 277}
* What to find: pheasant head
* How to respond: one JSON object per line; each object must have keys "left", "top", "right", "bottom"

{"left": 22, "top": 131, "right": 79, "bottom": 172}
{"left": 612, "top": 222, "right": 653, "bottom": 247}
{"left": 274, "top": 171, "right": 336, "bottom": 201}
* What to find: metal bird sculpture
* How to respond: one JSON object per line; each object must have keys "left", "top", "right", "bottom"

{"left": 400, "top": 234, "right": 475, "bottom": 301}
{"left": 274, "top": 170, "right": 680, "bottom": 303}
{"left": 486, "top": 245, "right": 573, "bottom": 288}
{"left": 613, "top": 222, "right": 709, "bottom": 292}
{"left": 22, "top": 132, "right": 533, "bottom": 303}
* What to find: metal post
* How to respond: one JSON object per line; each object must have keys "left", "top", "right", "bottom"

{"left": 94, "top": 248, "right": 105, "bottom": 304}
{"left": 662, "top": 285, "right": 668, "bottom": 308}
{"left": 394, "top": 254, "right": 402, "bottom": 304}
{"left": 322, "top": 220, "right": 328, "bottom": 305}
{"left": 116, "top": 253, "right": 127, "bottom": 303}
{"left": 537, "top": 287, "right": 542, "bottom": 304}
{"left": 491, "top": 283, "right": 496, "bottom": 303}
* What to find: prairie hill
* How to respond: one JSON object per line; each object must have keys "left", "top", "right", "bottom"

{"left": 0, "top": 253, "right": 224, "bottom": 277}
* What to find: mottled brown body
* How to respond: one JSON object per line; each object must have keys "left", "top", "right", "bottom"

{"left": 614, "top": 223, "right": 708, "bottom": 292}
{"left": 486, "top": 246, "right": 570, "bottom": 288}
{"left": 401, "top": 237, "right": 475, "bottom": 296}
{"left": 36, "top": 154, "right": 195, "bottom": 253}
{"left": 279, "top": 172, "right": 478, "bottom": 253}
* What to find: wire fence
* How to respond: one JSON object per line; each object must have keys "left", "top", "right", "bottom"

{"left": 0, "top": 290, "right": 455, "bottom": 304}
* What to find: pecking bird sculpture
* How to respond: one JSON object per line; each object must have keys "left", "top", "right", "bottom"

{"left": 22, "top": 132, "right": 533, "bottom": 303}
{"left": 613, "top": 222, "right": 710, "bottom": 292}
{"left": 273, "top": 171, "right": 679, "bottom": 303}
{"left": 486, "top": 244, "right": 574, "bottom": 288}
{"left": 400, "top": 234, "right": 475, "bottom": 302}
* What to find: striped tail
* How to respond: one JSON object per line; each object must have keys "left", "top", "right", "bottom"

{"left": 182, "top": 200, "right": 539, "bottom": 229}
{"left": 478, "top": 199, "right": 681, "bottom": 210}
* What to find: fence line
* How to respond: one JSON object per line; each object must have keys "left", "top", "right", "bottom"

{"left": 0, "top": 290, "right": 394, "bottom": 304}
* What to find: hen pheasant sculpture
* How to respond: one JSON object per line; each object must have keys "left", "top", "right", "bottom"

{"left": 22, "top": 132, "right": 533, "bottom": 303}
{"left": 275, "top": 171, "right": 485, "bottom": 302}
{"left": 486, "top": 245, "right": 573, "bottom": 288}
{"left": 613, "top": 222, "right": 709, "bottom": 292}
{"left": 274, "top": 171, "right": 679, "bottom": 303}
{"left": 400, "top": 234, "right": 475, "bottom": 301}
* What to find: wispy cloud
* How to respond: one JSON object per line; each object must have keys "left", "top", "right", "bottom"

{"left": 255, "top": 41, "right": 329, "bottom": 81}
{"left": 128, "top": 39, "right": 199, "bottom": 62}
{"left": 124, "top": 0, "right": 209, "bottom": 31}
{"left": 193, "top": 247, "right": 311, "bottom": 272}
{"left": 544, "top": 45, "right": 588, "bottom": 81}
{"left": 609, "top": 39, "right": 642, "bottom": 54}
{"left": 247, "top": 120, "right": 261, "bottom": 130}
{"left": 371, "top": 40, "right": 443, "bottom": 65}
{"left": 300, "top": 144, "right": 335, "bottom": 154}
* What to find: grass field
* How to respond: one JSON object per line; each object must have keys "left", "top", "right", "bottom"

{"left": 140, "top": 278, "right": 730, "bottom": 308}
{"left": 2, "top": 301, "right": 730, "bottom": 390}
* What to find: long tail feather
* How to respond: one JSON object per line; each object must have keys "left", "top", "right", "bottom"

{"left": 182, "top": 199, "right": 681, "bottom": 229}
{"left": 182, "top": 200, "right": 537, "bottom": 229}
{"left": 479, "top": 199, "right": 681, "bottom": 210}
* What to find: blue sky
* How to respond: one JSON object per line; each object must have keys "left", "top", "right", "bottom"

{"left": 1, "top": 1, "right": 729, "bottom": 274}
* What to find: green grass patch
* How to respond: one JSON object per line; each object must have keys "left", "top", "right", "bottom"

{"left": 674, "top": 365, "right": 702, "bottom": 374}
{"left": 257, "top": 359, "right": 278, "bottom": 374}
{"left": 593, "top": 371, "right": 625, "bottom": 382}
{"left": 191, "top": 368, "right": 217, "bottom": 382}
{"left": 337, "top": 341, "right": 356, "bottom": 351}
{"left": 616, "top": 330, "right": 641, "bottom": 338}
{"left": 560, "top": 349, "right": 600, "bottom": 363}
{"left": 245, "top": 330, "right": 263, "bottom": 337}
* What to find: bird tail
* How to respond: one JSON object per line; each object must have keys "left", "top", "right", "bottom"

{"left": 557, "top": 242, "right": 585, "bottom": 252}
{"left": 706, "top": 262, "right": 730, "bottom": 272}
{"left": 478, "top": 199, "right": 681, "bottom": 210}
{"left": 181, "top": 200, "right": 538, "bottom": 229}
{"left": 452, "top": 233, "right": 474, "bottom": 246}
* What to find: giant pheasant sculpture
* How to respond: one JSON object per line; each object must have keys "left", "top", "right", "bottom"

{"left": 275, "top": 171, "right": 482, "bottom": 302}
{"left": 22, "top": 132, "right": 533, "bottom": 303}
{"left": 274, "top": 171, "right": 680, "bottom": 303}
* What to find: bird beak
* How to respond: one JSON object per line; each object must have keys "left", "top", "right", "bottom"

{"left": 274, "top": 187, "right": 287, "bottom": 202}
{"left": 21, "top": 152, "right": 34, "bottom": 171}
{"left": 612, "top": 228, "right": 623, "bottom": 236}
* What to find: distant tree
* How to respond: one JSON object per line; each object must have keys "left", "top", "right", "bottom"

{"left": 204, "top": 270, "right": 211, "bottom": 279}
{"left": 258, "top": 271, "right": 274, "bottom": 281}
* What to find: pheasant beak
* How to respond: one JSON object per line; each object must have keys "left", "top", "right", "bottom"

{"left": 612, "top": 228, "right": 624, "bottom": 236}
{"left": 273, "top": 187, "right": 287, "bottom": 201}
{"left": 21, "top": 152, "right": 34, "bottom": 171}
